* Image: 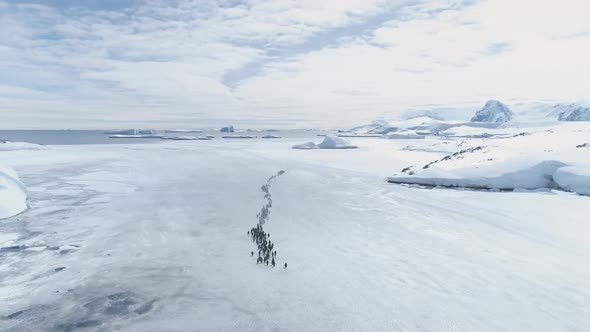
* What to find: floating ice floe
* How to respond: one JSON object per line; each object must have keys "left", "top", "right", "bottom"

{"left": 104, "top": 129, "right": 138, "bottom": 135}
{"left": 0, "top": 164, "right": 27, "bottom": 219}
{"left": 108, "top": 134, "right": 165, "bottom": 139}
{"left": 162, "top": 136, "right": 212, "bottom": 141}
{"left": 104, "top": 129, "right": 159, "bottom": 135}
{"left": 293, "top": 135, "right": 358, "bottom": 149}
{"left": 222, "top": 135, "right": 257, "bottom": 139}
{"left": 164, "top": 129, "right": 203, "bottom": 133}
{"left": 262, "top": 135, "right": 282, "bottom": 139}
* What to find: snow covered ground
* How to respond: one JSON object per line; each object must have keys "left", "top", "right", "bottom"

{"left": 1, "top": 126, "right": 589, "bottom": 331}
{"left": 0, "top": 164, "right": 27, "bottom": 219}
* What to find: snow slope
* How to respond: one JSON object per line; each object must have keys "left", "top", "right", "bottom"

{"left": 0, "top": 164, "right": 27, "bottom": 219}
{"left": 389, "top": 160, "right": 566, "bottom": 190}
{"left": 387, "top": 121, "right": 590, "bottom": 195}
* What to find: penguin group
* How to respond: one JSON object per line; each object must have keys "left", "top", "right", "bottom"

{"left": 246, "top": 170, "right": 288, "bottom": 270}
{"left": 249, "top": 225, "right": 282, "bottom": 268}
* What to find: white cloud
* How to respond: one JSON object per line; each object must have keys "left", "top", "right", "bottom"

{"left": 0, "top": 0, "right": 589, "bottom": 128}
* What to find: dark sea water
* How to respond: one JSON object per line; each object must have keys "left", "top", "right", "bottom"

{"left": 0, "top": 130, "right": 155, "bottom": 145}
{"left": 0, "top": 129, "right": 328, "bottom": 145}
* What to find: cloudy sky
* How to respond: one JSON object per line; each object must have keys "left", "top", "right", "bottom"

{"left": 1, "top": 0, "right": 589, "bottom": 128}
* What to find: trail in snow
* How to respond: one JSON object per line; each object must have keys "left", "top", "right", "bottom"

{"left": 248, "top": 170, "right": 286, "bottom": 268}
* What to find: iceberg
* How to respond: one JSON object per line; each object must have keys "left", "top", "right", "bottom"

{"left": 293, "top": 135, "right": 358, "bottom": 149}
{"left": 470, "top": 100, "right": 513, "bottom": 123}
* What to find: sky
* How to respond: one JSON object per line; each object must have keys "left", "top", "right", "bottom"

{"left": 0, "top": 0, "right": 589, "bottom": 129}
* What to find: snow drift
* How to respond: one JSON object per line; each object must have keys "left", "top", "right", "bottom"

{"left": 471, "top": 100, "right": 513, "bottom": 123}
{"left": 553, "top": 167, "right": 590, "bottom": 195}
{"left": 0, "top": 141, "right": 48, "bottom": 151}
{"left": 293, "top": 135, "right": 358, "bottom": 149}
{"left": 0, "top": 164, "right": 27, "bottom": 219}
{"left": 388, "top": 160, "right": 567, "bottom": 191}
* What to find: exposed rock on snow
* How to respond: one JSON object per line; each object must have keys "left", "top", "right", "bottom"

{"left": 220, "top": 126, "right": 235, "bottom": 133}
{"left": 293, "top": 135, "right": 358, "bottom": 149}
{"left": 553, "top": 167, "right": 590, "bottom": 196}
{"left": 555, "top": 104, "right": 590, "bottom": 121}
{"left": 577, "top": 143, "right": 589, "bottom": 148}
{"left": 262, "top": 135, "right": 281, "bottom": 139}
{"left": 470, "top": 100, "right": 513, "bottom": 123}
{"left": 0, "top": 164, "right": 27, "bottom": 219}
{"left": 439, "top": 126, "right": 526, "bottom": 138}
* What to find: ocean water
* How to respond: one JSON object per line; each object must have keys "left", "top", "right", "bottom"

{"left": 0, "top": 129, "right": 329, "bottom": 145}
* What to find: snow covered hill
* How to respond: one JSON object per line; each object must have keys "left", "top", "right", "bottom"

{"left": 470, "top": 100, "right": 513, "bottom": 122}
{"left": 554, "top": 103, "right": 590, "bottom": 121}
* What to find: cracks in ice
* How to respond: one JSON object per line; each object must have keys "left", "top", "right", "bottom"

{"left": 248, "top": 170, "right": 286, "bottom": 269}
{"left": 2, "top": 290, "right": 159, "bottom": 331}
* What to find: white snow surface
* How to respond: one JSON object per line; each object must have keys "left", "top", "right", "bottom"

{"left": 470, "top": 100, "right": 513, "bottom": 123}
{"left": 293, "top": 135, "right": 358, "bottom": 149}
{"left": 387, "top": 121, "right": 590, "bottom": 194}
{"left": 1, "top": 123, "right": 589, "bottom": 331}
{"left": 0, "top": 164, "right": 27, "bottom": 219}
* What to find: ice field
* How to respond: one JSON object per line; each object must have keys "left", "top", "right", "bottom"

{"left": 1, "top": 119, "right": 590, "bottom": 331}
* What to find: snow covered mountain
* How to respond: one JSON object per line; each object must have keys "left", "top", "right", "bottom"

{"left": 553, "top": 103, "right": 590, "bottom": 121}
{"left": 470, "top": 100, "right": 513, "bottom": 123}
